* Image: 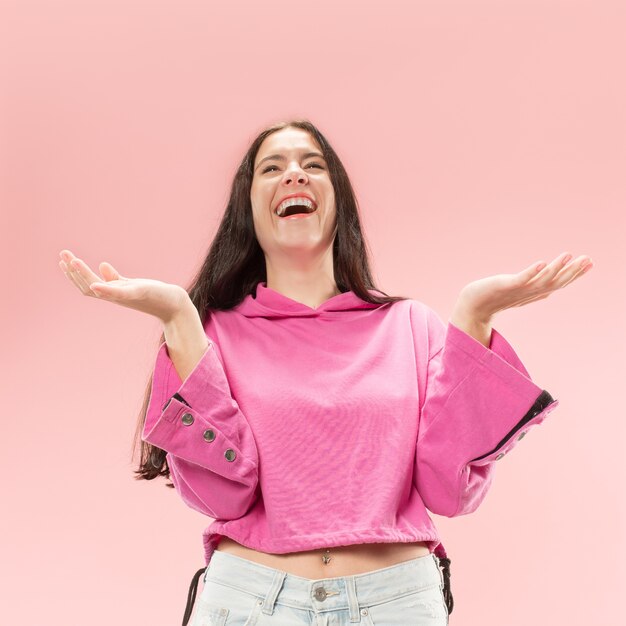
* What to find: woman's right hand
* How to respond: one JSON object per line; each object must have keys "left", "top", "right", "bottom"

{"left": 59, "top": 249, "right": 190, "bottom": 323}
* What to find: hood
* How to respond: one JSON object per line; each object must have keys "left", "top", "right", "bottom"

{"left": 233, "top": 281, "right": 389, "bottom": 318}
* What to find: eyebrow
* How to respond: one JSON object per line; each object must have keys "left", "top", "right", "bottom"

{"left": 255, "top": 151, "right": 325, "bottom": 170}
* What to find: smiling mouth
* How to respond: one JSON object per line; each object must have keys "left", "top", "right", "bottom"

{"left": 276, "top": 204, "right": 318, "bottom": 218}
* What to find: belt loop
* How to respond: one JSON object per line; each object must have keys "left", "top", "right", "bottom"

{"left": 432, "top": 553, "right": 444, "bottom": 587}
{"left": 345, "top": 576, "right": 360, "bottom": 623}
{"left": 260, "top": 569, "right": 287, "bottom": 615}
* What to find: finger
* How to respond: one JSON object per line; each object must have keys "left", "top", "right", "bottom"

{"left": 547, "top": 255, "right": 591, "bottom": 287}
{"left": 65, "top": 258, "right": 86, "bottom": 290}
{"left": 61, "top": 259, "right": 90, "bottom": 294}
{"left": 99, "top": 261, "right": 126, "bottom": 281}
{"left": 564, "top": 255, "right": 592, "bottom": 273}
{"left": 60, "top": 252, "right": 98, "bottom": 296}
{"left": 59, "top": 259, "right": 76, "bottom": 285}
{"left": 88, "top": 280, "right": 131, "bottom": 300}
{"left": 60, "top": 250, "right": 84, "bottom": 270}
{"left": 72, "top": 264, "right": 96, "bottom": 294}
{"left": 531, "top": 251, "right": 572, "bottom": 283}
{"left": 89, "top": 276, "right": 135, "bottom": 295}
{"left": 555, "top": 259, "right": 593, "bottom": 289}
{"left": 503, "top": 255, "right": 593, "bottom": 309}
{"left": 69, "top": 258, "right": 104, "bottom": 297}
{"left": 69, "top": 257, "right": 103, "bottom": 285}
{"left": 518, "top": 259, "right": 548, "bottom": 285}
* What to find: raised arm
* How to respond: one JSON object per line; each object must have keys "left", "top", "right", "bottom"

{"left": 413, "top": 306, "right": 558, "bottom": 517}
{"left": 142, "top": 303, "right": 260, "bottom": 521}
{"left": 412, "top": 251, "right": 592, "bottom": 517}
{"left": 59, "top": 249, "right": 260, "bottom": 520}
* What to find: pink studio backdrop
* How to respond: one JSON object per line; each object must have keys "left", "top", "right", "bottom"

{"left": 1, "top": 1, "right": 624, "bottom": 624}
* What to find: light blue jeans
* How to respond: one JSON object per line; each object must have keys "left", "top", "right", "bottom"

{"left": 190, "top": 550, "right": 449, "bottom": 625}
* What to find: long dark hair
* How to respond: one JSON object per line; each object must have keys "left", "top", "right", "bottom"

{"left": 132, "top": 118, "right": 411, "bottom": 483}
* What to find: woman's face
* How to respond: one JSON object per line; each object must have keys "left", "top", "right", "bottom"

{"left": 250, "top": 128, "right": 337, "bottom": 264}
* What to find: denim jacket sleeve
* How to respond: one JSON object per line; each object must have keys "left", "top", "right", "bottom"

{"left": 141, "top": 339, "right": 260, "bottom": 521}
{"left": 412, "top": 304, "right": 560, "bottom": 518}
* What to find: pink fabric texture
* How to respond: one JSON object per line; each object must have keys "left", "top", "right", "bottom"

{"left": 141, "top": 281, "right": 559, "bottom": 566}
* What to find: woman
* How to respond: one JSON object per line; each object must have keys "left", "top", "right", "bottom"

{"left": 59, "top": 119, "right": 592, "bottom": 625}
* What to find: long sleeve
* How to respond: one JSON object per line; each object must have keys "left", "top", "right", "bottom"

{"left": 141, "top": 339, "right": 260, "bottom": 521}
{"left": 413, "top": 305, "right": 559, "bottom": 518}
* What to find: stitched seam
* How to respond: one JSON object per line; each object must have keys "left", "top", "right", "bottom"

{"left": 418, "top": 353, "right": 481, "bottom": 442}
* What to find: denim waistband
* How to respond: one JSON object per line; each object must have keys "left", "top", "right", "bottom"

{"left": 202, "top": 549, "right": 444, "bottom": 619}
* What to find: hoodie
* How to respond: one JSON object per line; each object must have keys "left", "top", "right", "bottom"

{"left": 141, "top": 281, "right": 559, "bottom": 568}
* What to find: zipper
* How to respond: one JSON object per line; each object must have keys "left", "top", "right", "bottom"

{"left": 468, "top": 389, "right": 557, "bottom": 463}
{"left": 162, "top": 392, "right": 192, "bottom": 412}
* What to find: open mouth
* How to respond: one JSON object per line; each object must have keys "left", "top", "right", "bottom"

{"left": 275, "top": 204, "right": 318, "bottom": 218}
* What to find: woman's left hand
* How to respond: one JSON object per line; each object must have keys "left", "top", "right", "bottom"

{"left": 453, "top": 251, "right": 594, "bottom": 323}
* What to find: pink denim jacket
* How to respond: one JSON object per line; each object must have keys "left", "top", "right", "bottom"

{"left": 142, "top": 281, "right": 559, "bottom": 568}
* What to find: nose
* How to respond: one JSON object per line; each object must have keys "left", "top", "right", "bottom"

{"left": 282, "top": 161, "right": 308, "bottom": 186}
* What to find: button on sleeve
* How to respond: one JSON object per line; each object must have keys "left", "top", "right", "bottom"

{"left": 142, "top": 340, "right": 259, "bottom": 521}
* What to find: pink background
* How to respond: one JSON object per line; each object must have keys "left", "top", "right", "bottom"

{"left": 2, "top": 0, "right": 624, "bottom": 624}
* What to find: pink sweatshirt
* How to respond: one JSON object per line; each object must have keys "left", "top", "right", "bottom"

{"left": 142, "top": 281, "right": 559, "bottom": 566}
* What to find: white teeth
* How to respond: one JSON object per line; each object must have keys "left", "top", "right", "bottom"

{"left": 276, "top": 197, "right": 316, "bottom": 217}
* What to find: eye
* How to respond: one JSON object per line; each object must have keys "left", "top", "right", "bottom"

{"left": 261, "top": 163, "right": 324, "bottom": 174}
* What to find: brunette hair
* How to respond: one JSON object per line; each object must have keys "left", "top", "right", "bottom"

{"left": 131, "top": 118, "right": 453, "bottom": 617}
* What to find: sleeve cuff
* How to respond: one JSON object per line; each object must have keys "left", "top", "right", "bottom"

{"left": 420, "top": 321, "right": 560, "bottom": 467}
{"left": 447, "top": 320, "right": 535, "bottom": 396}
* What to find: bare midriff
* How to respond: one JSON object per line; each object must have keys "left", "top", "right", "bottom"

{"left": 215, "top": 536, "right": 432, "bottom": 580}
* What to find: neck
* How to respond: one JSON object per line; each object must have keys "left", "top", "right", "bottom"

{"left": 265, "top": 268, "right": 340, "bottom": 310}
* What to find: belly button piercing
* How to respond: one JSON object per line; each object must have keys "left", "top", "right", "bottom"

{"left": 322, "top": 549, "right": 331, "bottom": 564}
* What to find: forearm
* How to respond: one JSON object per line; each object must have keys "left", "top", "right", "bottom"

{"left": 450, "top": 301, "right": 493, "bottom": 349}
{"left": 162, "top": 298, "right": 210, "bottom": 382}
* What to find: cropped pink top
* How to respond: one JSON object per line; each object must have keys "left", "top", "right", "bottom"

{"left": 141, "top": 281, "right": 559, "bottom": 565}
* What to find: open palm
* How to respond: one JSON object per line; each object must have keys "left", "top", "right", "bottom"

{"left": 455, "top": 251, "right": 594, "bottom": 322}
{"left": 58, "top": 249, "right": 189, "bottom": 323}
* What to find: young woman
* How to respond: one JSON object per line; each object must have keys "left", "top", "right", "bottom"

{"left": 59, "top": 119, "right": 592, "bottom": 625}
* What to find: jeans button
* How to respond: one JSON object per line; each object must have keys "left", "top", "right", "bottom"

{"left": 314, "top": 586, "right": 327, "bottom": 601}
